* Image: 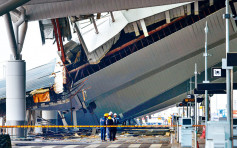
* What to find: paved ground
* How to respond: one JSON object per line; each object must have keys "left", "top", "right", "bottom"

{"left": 13, "top": 143, "right": 169, "bottom": 148}
{"left": 12, "top": 135, "right": 172, "bottom": 148}
{"left": 12, "top": 134, "right": 205, "bottom": 148}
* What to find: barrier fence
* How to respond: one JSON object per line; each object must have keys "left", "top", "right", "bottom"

{"left": 0, "top": 125, "right": 206, "bottom": 128}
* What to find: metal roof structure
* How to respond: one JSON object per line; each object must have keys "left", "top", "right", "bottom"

{"left": 32, "top": 3, "right": 237, "bottom": 125}
{"left": 0, "top": 59, "right": 56, "bottom": 98}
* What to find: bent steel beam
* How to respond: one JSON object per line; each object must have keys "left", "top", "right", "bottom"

{"left": 0, "top": 0, "right": 30, "bottom": 16}
{"left": 13, "top": 7, "right": 27, "bottom": 54}
{"left": 4, "top": 13, "right": 18, "bottom": 60}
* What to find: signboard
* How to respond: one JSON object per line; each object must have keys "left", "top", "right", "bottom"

{"left": 184, "top": 98, "right": 195, "bottom": 103}
{"left": 186, "top": 94, "right": 194, "bottom": 99}
{"left": 194, "top": 89, "right": 226, "bottom": 94}
{"left": 197, "top": 83, "right": 237, "bottom": 91}
{"left": 211, "top": 67, "right": 226, "bottom": 78}
{"left": 182, "top": 97, "right": 204, "bottom": 103}
{"left": 227, "top": 52, "right": 237, "bottom": 66}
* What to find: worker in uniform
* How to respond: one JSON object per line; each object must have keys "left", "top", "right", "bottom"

{"left": 107, "top": 111, "right": 113, "bottom": 141}
{"left": 106, "top": 115, "right": 114, "bottom": 141}
{"left": 112, "top": 113, "right": 119, "bottom": 140}
{"left": 100, "top": 113, "right": 108, "bottom": 142}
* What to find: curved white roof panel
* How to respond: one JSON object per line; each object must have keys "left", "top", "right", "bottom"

{"left": 81, "top": 2, "right": 193, "bottom": 53}
{"left": 82, "top": 12, "right": 128, "bottom": 53}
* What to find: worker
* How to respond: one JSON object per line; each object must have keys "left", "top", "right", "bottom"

{"left": 106, "top": 112, "right": 113, "bottom": 140}
{"left": 100, "top": 113, "right": 108, "bottom": 142}
{"left": 106, "top": 115, "right": 114, "bottom": 141}
{"left": 112, "top": 113, "right": 119, "bottom": 140}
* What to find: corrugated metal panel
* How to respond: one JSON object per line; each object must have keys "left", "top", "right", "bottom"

{"left": 0, "top": 59, "right": 56, "bottom": 98}
{"left": 136, "top": 68, "right": 233, "bottom": 118}
{"left": 76, "top": 3, "right": 191, "bottom": 63}
{"left": 124, "top": 3, "right": 191, "bottom": 33}
{"left": 19, "top": 0, "right": 196, "bottom": 21}
{"left": 70, "top": 7, "right": 236, "bottom": 119}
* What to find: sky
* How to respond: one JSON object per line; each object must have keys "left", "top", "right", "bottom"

{"left": 0, "top": 16, "right": 58, "bottom": 79}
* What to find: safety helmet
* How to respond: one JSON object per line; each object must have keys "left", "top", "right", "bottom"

{"left": 114, "top": 113, "right": 117, "bottom": 116}
{"left": 109, "top": 111, "right": 113, "bottom": 116}
{"left": 108, "top": 116, "right": 112, "bottom": 119}
{"left": 104, "top": 113, "right": 109, "bottom": 117}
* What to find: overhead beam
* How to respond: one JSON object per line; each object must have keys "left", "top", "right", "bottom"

{"left": 0, "top": 0, "right": 30, "bottom": 16}
{"left": 24, "top": 0, "right": 195, "bottom": 21}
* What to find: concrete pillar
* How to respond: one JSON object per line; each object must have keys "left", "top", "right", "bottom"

{"left": 6, "top": 60, "right": 26, "bottom": 138}
{"left": 42, "top": 110, "right": 58, "bottom": 133}
{"left": 72, "top": 110, "right": 79, "bottom": 131}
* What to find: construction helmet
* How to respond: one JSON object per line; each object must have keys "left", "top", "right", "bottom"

{"left": 109, "top": 111, "right": 113, "bottom": 116}
{"left": 114, "top": 113, "right": 117, "bottom": 116}
{"left": 104, "top": 113, "right": 109, "bottom": 117}
{"left": 108, "top": 116, "right": 112, "bottom": 119}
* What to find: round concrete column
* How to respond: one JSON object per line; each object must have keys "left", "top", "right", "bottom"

{"left": 6, "top": 60, "right": 26, "bottom": 138}
{"left": 42, "top": 111, "right": 58, "bottom": 133}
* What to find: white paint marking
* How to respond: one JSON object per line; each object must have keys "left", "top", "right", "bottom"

{"left": 85, "top": 144, "right": 101, "bottom": 148}
{"left": 149, "top": 144, "right": 162, "bottom": 148}
{"left": 12, "top": 146, "right": 35, "bottom": 148}
{"left": 64, "top": 145, "right": 79, "bottom": 148}
{"left": 41, "top": 146, "right": 56, "bottom": 148}
{"left": 128, "top": 144, "right": 141, "bottom": 147}
{"left": 107, "top": 144, "right": 121, "bottom": 147}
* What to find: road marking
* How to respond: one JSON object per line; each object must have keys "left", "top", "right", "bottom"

{"left": 12, "top": 145, "right": 36, "bottom": 148}
{"left": 107, "top": 144, "right": 121, "bottom": 147}
{"left": 128, "top": 144, "right": 141, "bottom": 147}
{"left": 42, "top": 146, "right": 56, "bottom": 148}
{"left": 149, "top": 144, "right": 162, "bottom": 148}
{"left": 64, "top": 145, "right": 79, "bottom": 148}
{"left": 85, "top": 144, "right": 101, "bottom": 148}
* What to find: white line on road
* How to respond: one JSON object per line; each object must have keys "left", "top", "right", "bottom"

{"left": 12, "top": 146, "right": 35, "bottom": 148}
{"left": 85, "top": 144, "right": 101, "bottom": 148}
{"left": 128, "top": 144, "right": 141, "bottom": 147}
{"left": 64, "top": 145, "right": 79, "bottom": 148}
{"left": 107, "top": 144, "right": 121, "bottom": 147}
{"left": 42, "top": 146, "right": 57, "bottom": 148}
{"left": 149, "top": 144, "right": 162, "bottom": 148}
